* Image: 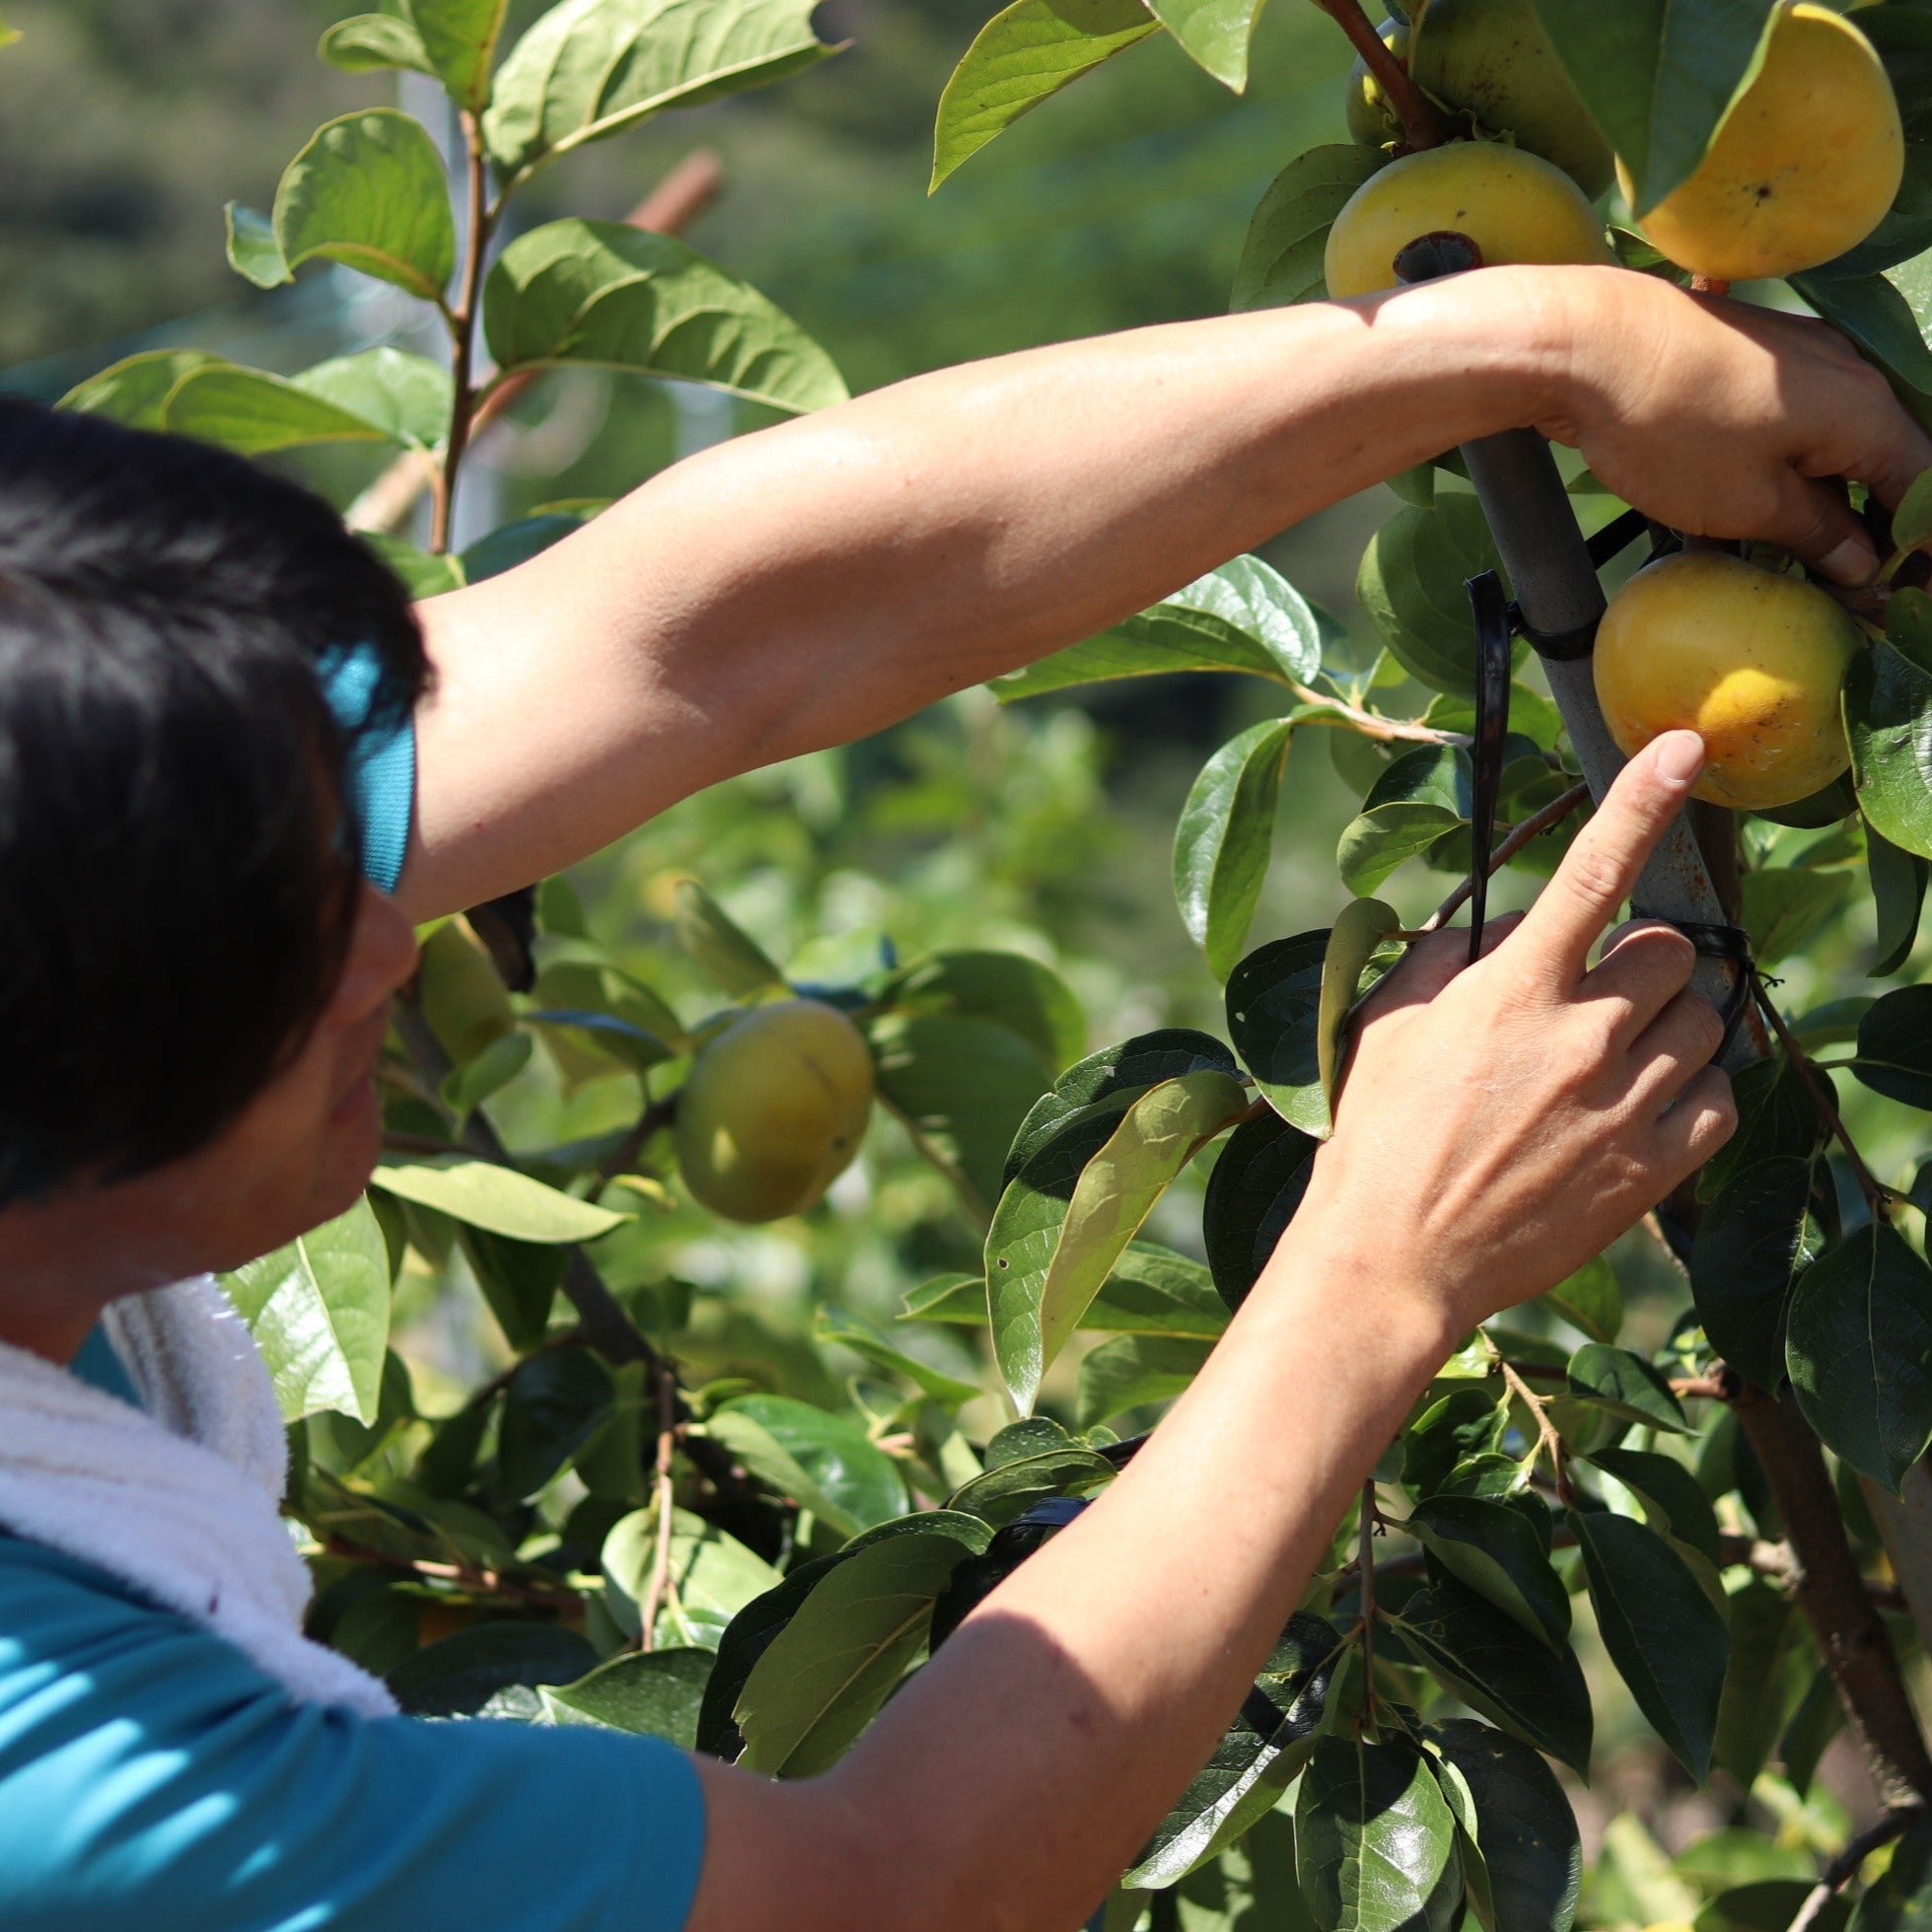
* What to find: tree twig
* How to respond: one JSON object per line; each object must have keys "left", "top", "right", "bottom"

{"left": 431, "top": 109, "right": 494, "bottom": 554}
{"left": 322, "top": 1535, "right": 582, "bottom": 1612}
{"left": 1305, "top": 0, "right": 1444, "bottom": 150}
{"left": 1499, "top": 1356, "right": 1573, "bottom": 1503}
{"left": 1290, "top": 684, "right": 1465, "bottom": 747}
{"left": 637, "top": 1368, "right": 682, "bottom": 1652}
{"left": 1788, "top": 1807, "right": 1927, "bottom": 1932}
{"left": 1422, "top": 780, "right": 1591, "bottom": 933}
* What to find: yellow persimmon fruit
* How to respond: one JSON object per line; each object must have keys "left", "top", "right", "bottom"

{"left": 1324, "top": 141, "right": 1614, "bottom": 299}
{"left": 675, "top": 997, "right": 875, "bottom": 1224}
{"left": 1594, "top": 551, "right": 1864, "bottom": 812}
{"left": 1409, "top": 0, "right": 1614, "bottom": 197}
{"left": 1623, "top": 3, "right": 1902, "bottom": 282}
{"left": 1346, "top": 18, "right": 1410, "bottom": 150}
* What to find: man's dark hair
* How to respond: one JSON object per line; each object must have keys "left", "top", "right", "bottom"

{"left": 0, "top": 397, "right": 429, "bottom": 1206}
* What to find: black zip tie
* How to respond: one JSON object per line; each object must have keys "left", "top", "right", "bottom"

{"left": 1466, "top": 570, "right": 1514, "bottom": 964}
{"left": 1586, "top": 507, "right": 1648, "bottom": 571}
{"left": 1674, "top": 920, "right": 1755, "bottom": 1061}
{"left": 1505, "top": 600, "right": 1598, "bottom": 663}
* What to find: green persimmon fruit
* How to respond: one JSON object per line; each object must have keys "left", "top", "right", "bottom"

{"left": 1409, "top": 0, "right": 1613, "bottom": 197}
{"left": 1594, "top": 551, "right": 1864, "bottom": 811}
{"left": 675, "top": 998, "right": 875, "bottom": 1224}
{"left": 1346, "top": 19, "right": 1410, "bottom": 150}
{"left": 1324, "top": 140, "right": 1613, "bottom": 299}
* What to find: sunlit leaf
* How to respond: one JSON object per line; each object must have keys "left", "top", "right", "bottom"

{"left": 371, "top": 1157, "right": 632, "bottom": 1242}
{"left": 1174, "top": 719, "right": 1294, "bottom": 981}
{"left": 1232, "top": 144, "right": 1388, "bottom": 311}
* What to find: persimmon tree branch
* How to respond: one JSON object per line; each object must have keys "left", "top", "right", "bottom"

{"left": 1422, "top": 779, "right": 1591, "bottom": 932}
{"left": 1305, "top": 0, "right": 1444, "bottom": 150}
{"left": 432, "top": 108, "right": 495, "bottom": 554}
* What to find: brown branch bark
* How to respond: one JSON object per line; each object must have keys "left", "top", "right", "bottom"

{"left": 1306, "top": 0, "right": 1444, "bottom": 150}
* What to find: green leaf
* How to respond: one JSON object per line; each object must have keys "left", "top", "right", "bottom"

{"left": 1853, "top": 985, "right": 1932, "bottom": 1109}
{"left": 1357, "top": 498, "right": 1508, "bottom": 697}
{"left": 1711, "top": 1578, "right": 1796, "bottom": 1790}
{"left": 734, "top": 1532, "right": 967, "bottom": 1776}
{"left": 708, "top": 1394, "right": 908, "bottom": 1537}
{"left": 219, "top": 1196, "right": 392, "bottom": 1424}
{"left": 1740, "top": 867, "right": 1854, "bottom": 967}
{"left": 485, "top": 218, "right": 847, "bottom": 415}
{"left": 1849, "top": 639, "right": 1932, "bottom": 867}
{"left": 1690, "top": 1157, "right": 1823, "bottom": 1389}
{"left": 484, "top": 0, "right": 834, "bottom": 179}
{"left": 1318, "top": 898, "right": 1400, "bottom": 1121}
{"left": 368, "top": 535, "right": 467, "bottom": 600}
{"left": 1202, "top": 1106, "right": 1320, "bottom": 1312}
{"left": 1793, "top": 271, "right": 1932, "bottom": 418}
{"left": 1175, "top": 719, "right": 1295, "bottom": 981}
{"left": 1003, "top": 1027, "right": 1234, "bottom": 1182}
{"left": 1586, "top": 1447, "right": 1722, "bottom": 1564}
{"left": 1891, "top": 466, "right": 1932, "bottom": 569}
{"left": 1869, "top": 825, "right": 1928, "bottom": 975}
{"left": 669, "top": 878, "right": 784, "bottom": 994}
{"left": 1147, "top": 0, "right": 1262, "bottom": 90}
{"left": 812, "top": 1306, "right": 980, "bottom": 1408}
{"left": 995, "top": 555, "right": 1324, "bottom": 701}
{"left": 407, "top": 0, "right": 514, "bottom": 109}
{"left": 1430, "top": 1720, "right": 1582, "bottom": 1932}
{"left": 1528, "top": 0, "right": 1779, "bottom": 216}
{"left": 603, "top": 1505, "right": 782, "bottom": 1647}
{"left": 57, "top": 348, "right": 221, "bottom": 429}
{"left": 1075, "top": 1334, "right": 1213, "bottom": 1427}
{"left": 320, "top": 10, "right": 434, "bottom": 79}
{"left": 1128, "top": 1613, "right": 1344, "bottom": 1890}
{"left": 1392, "top": 1579, "right": 1594, "bottom": 1773}
{"left": 460, "top": 509, "right": 595, "bottom": 583}
{"left": 1571, "top": 1509, "right": 1729, "bottom": 1780}
{"left": 1698, "top": 1052, "right": 1825, "bottom": 1204}
{"left": 1296, "top": 1733, "right": 1466, "bottom": 1932}
{"left": 930, "top": 0, "right": 1160, "bottom": 191}
{"left": 1232, "top": 144, "right": 1388, "bottom": 311}
{"left": 1541, "top": 1255, "right": 1621, "bottom": 1345}
{"left": 273, "top": 109, "right": 456, "bottom": 303}
{"left": 1405, "top": 1496, "right": 1570, "bottom": 1648}
{"left": 1226, "top": 930, "right": 1328, "bottom": 1135}
{"left": 389, "top": 1622, "right": 600, "bottom": 1718}
{"left": 497, "top": 1347, "right": 612, "bottom": 1499}
{"left": 539, "top": 1647, "right": 712, "bottom": 1746}
{"left": 370, "top": 1157, "right": 632, "bottom": 1242}
{"left": 865, "top": 1009, "right": 1052, "bottom": 1214}
{"left": 1339, "top": 802, "right": 1466, "bottom": 896}
{"left": 1085, "top": 1244, "right": 1228, "bottom": 1338}
{"left": 946, "top": 1438, "right": 1114, "bottom": 1527}
{"left": 159, "top": 363, "right": 400, "bottom": 457}
{"left": 296, "top": 347, "right": 454, "bottom": 451}
{"left": 880, "top": 950, "right": 1085, "bottom": 1070}
{"left": 458, "top": 1227, "right": 564, "bottom": 1350}
{"left": 1404, "top": 1388, "right": 1512, "bottom": 1498}
{"left": 224, "top": 202, "right": 289, "bottom": 289}
{"left": 988, "top": 1069, "right": 1248, "bottom": 1410}
{"left": 1565, "top": 1341, "right": 1691, "bottom": 1434}
{"left": 695, "top": 1553, "right": 844, "bottom": 1757}
{"left": 1786, "top": 1221, "right": 1932, "bottom": 1492}
{"left": 898, "top": 1271, "right": 986, "bottom": 1326}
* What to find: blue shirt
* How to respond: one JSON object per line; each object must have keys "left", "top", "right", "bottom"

{"left": 2, "top": 654, "right": 709, "bottom": 1929}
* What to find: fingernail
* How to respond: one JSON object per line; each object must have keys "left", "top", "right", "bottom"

{"left": 1819, "top": 537, "right": 1879, "bottom": 587}
{"left": 1652, "top": 730, "right": 1705, "bottom": 786}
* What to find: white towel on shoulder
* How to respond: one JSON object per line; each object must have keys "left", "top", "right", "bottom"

{"left": 0, "top": 1276, "right": 396, "bottom": 1717}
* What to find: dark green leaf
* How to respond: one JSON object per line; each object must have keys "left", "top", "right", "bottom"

{"left": 1712, "top": 1578, "right": 1796, "bottom": 1789}
{"left": 1431, "top": 1719, "right": 1581, "bottom": 1932}
{"left": 1318, "top": 898, "right": 1400, "bottom": 1122}
{"left": 1202, "top": 1105, "right": 1320, "bottom": 1312}
{"left": 880, "top": 950, "right": 1085, "bottom": 1071}
{"left": 1869, "top": 825, "right": 1928, "bottom": 975}
{"left": 1527, "top": 1, "right": 1778, "bottom": 215}
{"left": 1854, "top": 985, "right": 1932, "bottom": 1109}
{"left": 1356, "top": 498, "right": 1508, "bottom": 697}
{"left": 484, "top": 0, "right": 833, "bottom": 179}
{"left": 457, "top": 1227, "right": 564, "bottom": 1352}
{"left": 1849, "top": 1817, "right": 1932, "bottom": 1932}
{"left": 1407, "top": 1496, "right": 1569, "bottom": 1648}
{"left": 1296, "top": 1733, "right": 1466, "bottom": 1932}
{"left": 1175, "top": 718, "right": 1295, "bottom": 981}
{"left": 1787, "top": 1221, "right": 1932, "bottom": 1491}
{"left": 389, "top": 1621, "right": 600, "bottom": 1718}
{"left": 1226, "top": 931, "right": 1329, "bottom": 1134}
{"left": 1541, "top": 1255, "right": 1621, "bottom": 1345}
{"left": 1741, "top": 868, "right": 1854, "bottom": 967}
{"left": 1585, "top": 1447, "right": 1722, "bottom": 1564}
{"left": 1339, "top": 802, "right": 1467, "bottom": 896}
{"left": 541, "top": 1646, "right": 712, "bottom": 1746}
{"left": 1128, "top": 1613, "right": 1345, "bottom": 1889}
{"left": 695, "top": 1554, "right": 844, "bottom": 1759}
{"left": 1705, "top": 1882, "right": 1849, "bottom": 1932}
{"left": 1392, "top": 1578, "right": 1594, "bottom": 1772}
{"left": 274, "top": 108, "right": 456, "bottom": 302}
{"left": 1565, "top": 1341, "right": 1691, "bottom": 1435}
{"left": 1851, "top": 634, "right": 1932, "bottom": 867}
{"left": 1084, "top": 1243, "right": 1229, "bottom": 1339}
{"left": 946, "top": 1442, "right": 1114, "bottom": 1528}
{"left": 497, "top": 1348, "right": 613, "bottom": 1500}
{"left": 1778, "top": 1670, "right": 1844, "bottom": 1798}
{"left": 1698, "top": 1053, "right": 1825, "bottom": 1204}
{"left": 1403, "top": 1388, "right": 1510, "bottom": 1498}
{"left": 930, "top": 0, "right": 1160, "bottom": 190}
{"left": 734, "top": 1532, "right": 969, "bottom": 1776}
{"left": 1232, "top": 144, "right": 1388, "bottom": 310}
{"left": 460, "top": 509, "right": 594, "bottom": 582}
{"left": 1691, "top": 1157, "right": 1825, "bottom": 1390}
{"left": 1572, "top": 1510, "right": 1729, "bottom": 1779}
{"left": 484, "top": 219, "right": 848, "bottom": 414}
{"left": 1793, "top": 273, "right": 1932, "bottom": 420}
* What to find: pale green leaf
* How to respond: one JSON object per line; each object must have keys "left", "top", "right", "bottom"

{"left": 370, "top": 1157, "right": 632, "bottom": 1242}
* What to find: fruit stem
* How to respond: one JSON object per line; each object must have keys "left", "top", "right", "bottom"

{"left": 1690, "top": 275, "right": 1733, "bottom": 297}
{"left": 1306, "top": 0, "right": 1445, "bottom": 149}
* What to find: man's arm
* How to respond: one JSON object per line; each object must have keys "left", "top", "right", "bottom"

{"left": 398, "top": 266, "right": 1929, "bottom": 917}
{"left": 678, "top": 732, "right": 1734, "bottom": 1932}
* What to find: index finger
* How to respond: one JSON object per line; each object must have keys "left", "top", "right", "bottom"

{"left": 1510, "top": 731, "right": 1705, "bottom": 984}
